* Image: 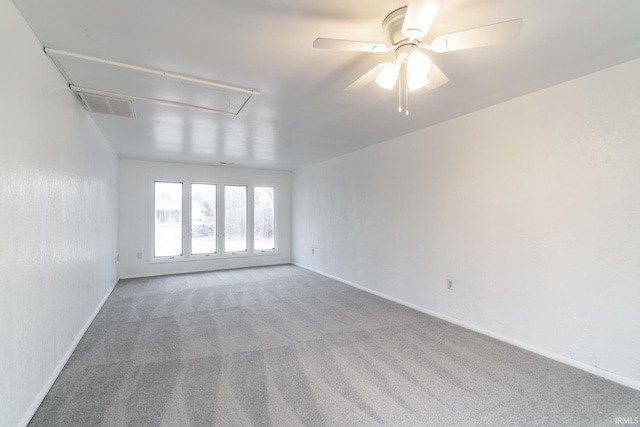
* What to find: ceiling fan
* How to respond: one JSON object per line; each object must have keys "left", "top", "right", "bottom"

{"left": 313, "top": 0, "right": 522, "bottom": 115}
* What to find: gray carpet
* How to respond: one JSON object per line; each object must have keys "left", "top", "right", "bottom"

{"left": 29, "top": 264, "right": 639, "bottom": 426}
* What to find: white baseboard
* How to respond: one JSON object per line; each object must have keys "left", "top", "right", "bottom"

{"left": 294, "top": 262, "right": 640, "bottom": 392}
{"left": 119, "top": 261, "right": 290, "bottom": 280}
{"left": 18, "top": 277, "right": 120, "bottom": 427}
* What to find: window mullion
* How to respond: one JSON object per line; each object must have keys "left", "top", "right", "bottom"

{"left": 218, "top": 184, "right": 226, "bottom": 254}
{"left": 183, "top": 181, "right": 192, "bottom": 258}
{"left": 247, "top": 185, "right": 255, "bottom": 254}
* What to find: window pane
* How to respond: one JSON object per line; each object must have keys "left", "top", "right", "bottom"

{"left": 254, "top": 187, "right": 275, "bottom": 251}
{"left": 192, "top": 184, "right": 216, "bottom": 255}
{"left": 154, "top": 182, "right": 182, "bottom": 257}
{"left": 225, "top": 185, "right": 247, "bottom": 252}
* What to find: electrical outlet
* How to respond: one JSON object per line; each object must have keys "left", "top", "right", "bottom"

{"left": 311, "top": 248, "right": 315, "bottom": 255}
{"left": 447, "top": 279, "right": 453, "bottom": 290}
{"left": 137, "top": 251, "right": 143, "bottom": 259}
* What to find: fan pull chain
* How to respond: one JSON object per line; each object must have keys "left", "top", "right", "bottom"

{"left": 398, "top": 74, "right": 402, "bottom": 113}
{"left": 405, "top": 75, "right": 409, "bottom": 117}
{"left": 397, "top": 64, "right": 410, "bottom": 116}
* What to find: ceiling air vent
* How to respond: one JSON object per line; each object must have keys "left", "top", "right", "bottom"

{"left": 77, "top": 92, "right": 136, "bottom": 118}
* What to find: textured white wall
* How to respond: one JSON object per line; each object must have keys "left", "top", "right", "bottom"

{"left": 293, "top": 58, "right": 640, "bottom": 387}
{"left": 119, "top": 159, "right": 291, "bottom": 278}
{"left": 0, "top": 3, "right": 120, "bottom": 426}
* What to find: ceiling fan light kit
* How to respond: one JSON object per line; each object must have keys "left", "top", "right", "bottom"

{"left": 375, "top": 62, "right": 401, "bottom": 90}
{"left": 313, "top": 0, "right": 522, "bottom": 116}
{"left": 407, "top": 71, "right": 428, "bottom": 92}
{"left": 406, "top": 50, "right": 431, "bottom": 91}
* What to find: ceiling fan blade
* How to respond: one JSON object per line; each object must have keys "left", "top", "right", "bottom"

{"left": 402, "top": 0, "right": 442, "bottom": 39}
{"left": 313, "top": 38, "right": 389, "bottom": 53}
{"left": 431, "top": 18, "right": 523, "bottom": 53}
{"left": 345, "top": 63, "right": 386, "bottom": 91}
{"left": 426, "top": 59, "right": 449, "bottom": 90}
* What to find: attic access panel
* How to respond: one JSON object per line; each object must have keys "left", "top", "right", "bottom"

{"left": 46, "top": 49, "right": 259, "bottom": 116}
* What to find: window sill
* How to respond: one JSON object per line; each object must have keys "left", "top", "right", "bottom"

{"left": 149, "top": 250, "right": 279, "bottom": 264}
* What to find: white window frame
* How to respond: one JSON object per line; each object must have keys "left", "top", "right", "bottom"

{"left": 149, "top": 179, "right": 278, "bottom": 264}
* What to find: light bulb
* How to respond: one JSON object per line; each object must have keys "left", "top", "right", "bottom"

{"left": 407, "top": 51, "right": 431, "bottom": 76}
{"left": 406, "top": 51, "right": 431, "bottom": 91}
{"left": 375, "top": 62, "right": 400, "bottom": 90}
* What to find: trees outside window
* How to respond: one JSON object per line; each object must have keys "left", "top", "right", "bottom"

{"left": 224, "top": 185, "right": 247, "bottom": 253}
{"left": 154, "top": 182, "right": 183, "bottom": 257}
{"left": 254, "top": 187, "right": 275, "bottom": 251}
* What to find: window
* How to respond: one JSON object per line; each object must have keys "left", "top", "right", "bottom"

{"left": 254, "top": 186, "right": 275, "bottom": 251}
{"left": 154, "top": 181, "right": 183, "bottom": 257}
{"left": 224, "top": 185, "right": 247, "bottom": 253}
{"left": 152, "top": 181, "right": 276, "bottom": 261}
{"left": 191, "top": 184, "right": 216, "bottom": 255}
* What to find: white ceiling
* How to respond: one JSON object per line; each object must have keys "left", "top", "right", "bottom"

{"left": 12, "top": 0, "right": 640, "bottom": 171}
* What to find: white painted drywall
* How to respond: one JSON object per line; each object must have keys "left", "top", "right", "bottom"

{"left": 119, "top": 159, "right": 291, "bottom": 278}
{"left": 0, "top": 3, "right": 120, "bottom": 426}
{"left": 293, "top": 58, "right": 640, "bottom": 386}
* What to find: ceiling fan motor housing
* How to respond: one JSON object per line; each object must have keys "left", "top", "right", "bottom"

{"left": 395, "top": 43, "right": 420, "bottom": 63}
{"left": 383, "top": 7, "right": 413, "bottom": 46}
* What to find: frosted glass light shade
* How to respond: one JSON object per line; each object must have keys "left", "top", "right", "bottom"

{"left": 407, "top": 51, "right": 431, "bottom": 76}
{"left": 406, "top": 51, "right": 431, "bottom": 91}
{"left": 375, "top": 62, "right": 400, "bottom": 90}
{"left": 407, "top": 72, "right": 429, "bottom": 91}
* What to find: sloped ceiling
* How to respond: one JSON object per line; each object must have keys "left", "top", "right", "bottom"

{"left": 12, "top": 0, "right": 640, "bottom": 170}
